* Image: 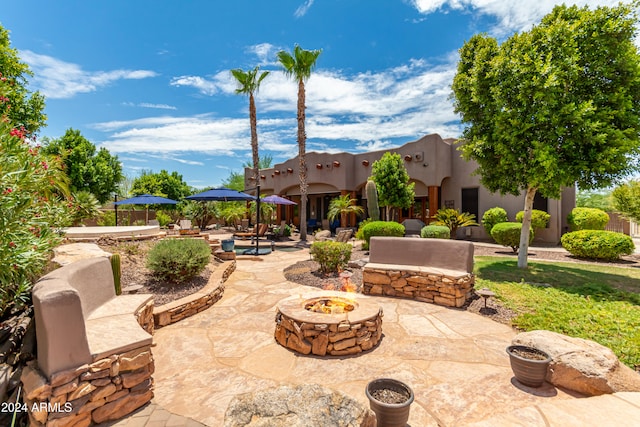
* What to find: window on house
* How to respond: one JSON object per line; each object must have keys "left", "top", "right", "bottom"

{"left": 533, "top": 193, "right": 548, "bottom": 212}
{"left": 461, "top": 188, "right": 479, "bottom": 219}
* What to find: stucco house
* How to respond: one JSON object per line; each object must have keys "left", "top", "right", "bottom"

{"left": 245, "top": 133, "right": 575, "bottom": 243}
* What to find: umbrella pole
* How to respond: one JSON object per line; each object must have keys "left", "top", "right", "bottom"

{"left": 255, "top": 184, "right": 260, "bottom": 255}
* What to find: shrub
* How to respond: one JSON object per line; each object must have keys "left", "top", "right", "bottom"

{"left": 309, "top": 241, "right": 352, "bottom": 274}
{"left": 146, "top": 239, "right": 211, "bottom": 284}
{"left": 561, "top": 230, "right": 634, "bottom": 260}
{"left": 360, "top": 221, "right": 405, "bottom": 250}
{"left": 355, "top": 218, "right": 374, "bottom": 241}
{"left": 420, "top": 225, "right": 450, "bottom": 239}
{"left": 482, "top": 207, "right": 508, "bottom": 236}
{"left": 97, "top": 211, "right": 116, "bottom": 226}
{"left": 155, "top": 210, "right": 172, "bottom": 227}
{"left": 433, "top": 207, "right": 478, "bottom": 238}
{"left": 491, "top": 222, "right": 533, "bottom": 253}
{"left": 516, "top": 209, "right": 550, "bottom": 230}
{"left": 567, "top": 207, "right": 609, "bottom": 231}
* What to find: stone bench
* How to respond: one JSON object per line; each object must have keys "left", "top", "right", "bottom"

{"left": 362, "top": 236, "right": 474, "bottom": 307}
{"left": 24, "top": 257, "right": 155, "bottom": 426}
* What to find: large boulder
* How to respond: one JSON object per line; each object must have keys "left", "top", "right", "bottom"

{"left": 512, "top": 330, "right": 640, "bottom": 396}
{"left": 223, "top": 384, "right": 376, "bottom": 427}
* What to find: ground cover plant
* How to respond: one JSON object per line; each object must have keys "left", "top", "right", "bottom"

{"left": 474, "top": 257, "right": 640, "bottom": 370}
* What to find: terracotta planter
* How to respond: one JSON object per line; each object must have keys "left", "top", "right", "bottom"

{"left": 365, "top": 378, "right": 414, "bottom": 427}
{"left": 506, "top": 345, "right": 551, "bottom": 387}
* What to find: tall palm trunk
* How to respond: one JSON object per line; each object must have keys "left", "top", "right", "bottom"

{"left": 298, "top": 78, "right": 308, "bottom": 240}
{"left": 249, "top": 92, "right": 259, "bottom": 182}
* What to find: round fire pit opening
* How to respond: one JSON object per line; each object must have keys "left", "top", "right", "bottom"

{"left": 275, "top": 291, "right": 383, "bottom": 357}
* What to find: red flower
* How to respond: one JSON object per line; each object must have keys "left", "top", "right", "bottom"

{"left": 9, "top": 241, "right": 16, "bottom": 248}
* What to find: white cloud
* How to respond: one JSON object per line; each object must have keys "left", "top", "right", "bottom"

{"left": 411, "top": 0, "right": 622, "bottom": 33}
{"left": 170, "top": 71, "right": 236, "bottom": 95}
{"left": 294, "top": 0, "right": 315, "bottom": 18}
{"left": 122, "top": 102, "right": 177, "bottom": 110}
{"left": 20, "top": 51, "right": 157, "bottom": 99}
{"left": 245, "top": 43, "right": 281, "bottom": 66}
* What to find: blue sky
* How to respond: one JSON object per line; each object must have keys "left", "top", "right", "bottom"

{"left": 2, "top": 0, "right": 623, "bottom": 190}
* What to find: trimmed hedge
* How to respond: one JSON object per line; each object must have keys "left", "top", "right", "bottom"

{"left": 561, "top": 230, "right": 634, "bottom": 260}
{"left": 516, "top": 209, "right": 551, "bottom": 230}
{"left": 482, "top": 207, "right": 508, "bottom": 236}
{"left": 490, "top": 222, "right": 533, "bottom": 253}
{"left": 360, "top": 220, "right": 405, "bottom": 250}
{"left": 309, "top": 241, "right": 352, "bottom": 274}
{"left": 147, "top": 238, "right": 211, "bottom": 284}
{"left": 567, "top": 207, "right": 609, "bottom": 231}
{"left": 420, "top": 225, "right": 450, "bottom": 239}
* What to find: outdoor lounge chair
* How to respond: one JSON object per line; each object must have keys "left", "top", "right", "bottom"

{"left": 234, "top": 223, "right": 268, "bottom": 240}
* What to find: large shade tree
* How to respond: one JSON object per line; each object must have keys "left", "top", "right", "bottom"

{"left": 231, "top": 66, "right": 269, "bottom": 183}
{"left": 452, "top": 3, "right": 640, "bottom": 268}
{"left": 277, "top": 45, "right": 322, "bottom": 240}
{"left": 42, "top": 128, "right": 123, "bottom": 204}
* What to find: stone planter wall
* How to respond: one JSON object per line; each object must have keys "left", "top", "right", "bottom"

{"left": 153, "top": 260, "right": 236, "bottom": 327}
{"left": 21, "top": 345, "right": 154, "bottom": 426}
{"left": 362, "top": 267, "right": 474, "bottom": 308}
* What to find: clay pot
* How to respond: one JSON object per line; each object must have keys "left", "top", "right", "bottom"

{"left": 506, "top": 345, "right": 551, "bottom": 387}
{"left": 365, "top": 378, "right": 414, "bottom": 427}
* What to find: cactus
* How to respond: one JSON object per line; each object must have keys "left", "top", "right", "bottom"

{"left": 366, "top": 180, "right": 380, "bottom": 221}
{"left": 110, "top": 253, "right": 122, "bottom": 295}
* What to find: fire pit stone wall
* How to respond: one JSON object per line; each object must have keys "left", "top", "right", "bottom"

{"left": 275, "top": 292, "right": 383, "bottom": 357}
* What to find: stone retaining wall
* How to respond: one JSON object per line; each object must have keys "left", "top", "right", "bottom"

{"left": 21, "top": 304, "right": 155, "bottom": 426}
{"left": 153, "top": 260, "right": 236, "bottom": 327}
{"left": 362, "top": 267, "right": 474, "bottom": 308}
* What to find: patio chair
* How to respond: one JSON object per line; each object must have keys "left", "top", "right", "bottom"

{"left": 234, "top": 223, "right": 268, "bottom": 240}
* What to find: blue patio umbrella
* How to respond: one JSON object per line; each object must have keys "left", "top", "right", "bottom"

{"left": 261, "top": 194, "right": 297, "bottom": 205}
{"left": 186, "top": 187, "right": 256, "bottom": 202}
{"left": 113, "top": 194, "right": 178, "bottom": 225}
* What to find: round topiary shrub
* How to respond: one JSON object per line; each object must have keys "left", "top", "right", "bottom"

{"left": 515, "top": 209, "right": 551, "bottom": 230}
{"left": 147, "top": 238, "right": 211, "bottom": 284}
{"left": 561, "top": 230, "right": 634, "bottom": 260}
{"left": 420, "top": 225, "right": 450, "bottom": 239}
{"left": 309, "top": 241, "right": 352, "bottom": 274}
{"left": 490, "top": 222, "right": 534, "bottom": 253}
{"left": 360, "top": 221, "right": 405, "bottom": 250}
{"left": 567, "top": 207, "right": 609, "bottom": 231}
{"left": 482, "top": 207, "right": 508, "bottom": 236}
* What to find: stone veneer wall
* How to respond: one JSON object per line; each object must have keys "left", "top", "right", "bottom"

{"left": 274, "top": 311, "right": 383, "bottom": 356}
{"left": 153, "top": 260, "right": 235, "bottom": 327}
{"left": 21, "top": 304, "right": 155, "bottom": 427}
{"left": 362, "top": 267, "right": 474, "bottom": 308}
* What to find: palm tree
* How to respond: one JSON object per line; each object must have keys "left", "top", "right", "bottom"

{"left": 230, "top": 66, "right": 270, "bottom": 182}
{"left": 327, "top": 194, "right": 364, "bottom": 228}
{"left": 277, "top": 45, "right": 322, "bottom": 241}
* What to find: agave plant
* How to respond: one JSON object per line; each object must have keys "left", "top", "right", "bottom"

{"left": 433, "top": 208, "right": 478, "bottom": 239}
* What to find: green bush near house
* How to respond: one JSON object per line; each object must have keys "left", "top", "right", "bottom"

{"left": 491, "top": 222, "right": 533, "bottom": 253}
{"left": 310, "top": 241, "right": 352, "bottom": 274}
{"left": 147, "top": 239, "right": 211, "bottom": 284}
{"left": 516, "top": 209, "right": 550, "bottom": 231}
{"left": 360, "top": 221, "right": 405, "bottom": 250}
{"left": 481, "top": 207, "right": 508, "bottom": 236}
{"left": 561, "top": 230, "right": 634, "bottom": 260}
{"left": 155, "top": 211, "right": 172, "bottom": 227}
{"left": 420, "top": 225, "right": 450, "bottom": 239}
{"left": 567, "top": 207, "right": 609, "bottom": 231}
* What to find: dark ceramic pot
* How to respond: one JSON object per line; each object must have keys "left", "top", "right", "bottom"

{"left": 221, "top": 239, "right": 235, "bottom": 252}
{"left": 506, "top": 345, "right": 551, "bottom": 387}
{"left": 365, "top": 378, "right": 414, "bottom": 427}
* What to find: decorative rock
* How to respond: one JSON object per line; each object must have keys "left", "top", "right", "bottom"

{"left": 21, "top": 363, "right": 52, "bottom": 401}
{"left": 91, "top": 389, "right": 153, "bottom": 424}
{"left": 223, "top": 384, "right": 376, "bottom": 427}
{"left": 512, "top": 330, "right": 640, "bottom": 396}
{"left": 47, "top": 411, "right": 92, "bottom": 427}
{"left": 50, "top": 365, "right": 89, "bottom": 388}
{"left": 119, "top": 350, "right": 152, "bottom": 372}
{"left": 52, "top": 243, "right": 111, "bottom": 267}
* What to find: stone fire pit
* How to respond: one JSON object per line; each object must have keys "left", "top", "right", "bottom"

{"left": 275, "top": 291, "right": 383, "bottom": 356}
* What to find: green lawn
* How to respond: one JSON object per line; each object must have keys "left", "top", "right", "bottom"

{"left": 474, "top": 256, "right": 640, "bottom": 370}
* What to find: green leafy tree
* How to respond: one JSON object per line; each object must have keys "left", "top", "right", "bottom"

{"left": 370, "top": 152, "right": 415, "bottom": 221}
{"left": 452, "top": 3, "right": 640, "bottom": 268}
{"left": 327, "top": 194, "right": 365, "bottom": 228}
{"left": 612, "top": 180, "right": 640, "bottom": 222}
{"left": 130, "top": 169, "right": 191, "bottom": 201}
{"left": 277, "top": 45, "right": 322, "bottom": 241}
{"left": 0, "top": 24, "right": 46, "bottom": 134}
{"left": 41, "top": 129, "right": 123, "bottom": 204}
{"left": 0, "top": 118, "right": 70, "bottom": 317}
{"left": 577, "top": 189, "right": 613, "bottom": 211}
{"left": 231, "top": 66, "right": 269, "bottom": 182}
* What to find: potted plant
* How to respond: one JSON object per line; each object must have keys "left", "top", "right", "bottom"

{"left": 365, "top": 378, "right": 414, "bottom": 427}
{"left": 506, "top": 345, "right": 551, "bottom": 387}
{"left": 221, "top": 239, "right": 235, "bottom": 252}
